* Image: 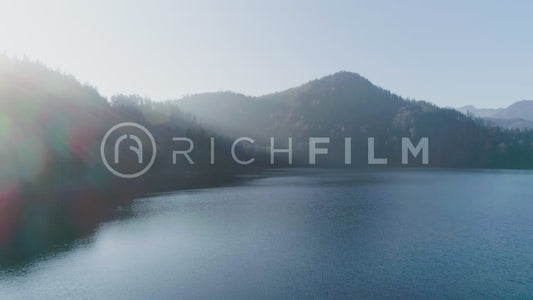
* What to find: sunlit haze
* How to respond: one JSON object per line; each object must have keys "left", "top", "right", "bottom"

{"left": 1, "top": 0, "right": 532, "bottom": 107}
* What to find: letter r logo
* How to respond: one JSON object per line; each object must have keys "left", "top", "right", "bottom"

{"left": 101, "top": 122, "right": 157, "bottom": 179}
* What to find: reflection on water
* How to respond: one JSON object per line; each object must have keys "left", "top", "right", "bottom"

{"left": 1, "top": 169, "right": 533, "bottom": 298}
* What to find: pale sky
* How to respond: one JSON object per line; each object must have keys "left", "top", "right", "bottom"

{"left": 1, "top": 0, "right": 531, "bottom": 108}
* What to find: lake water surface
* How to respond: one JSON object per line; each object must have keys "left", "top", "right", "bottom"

{"left": 1, "top": 169, "right": 533, "bottom": 299}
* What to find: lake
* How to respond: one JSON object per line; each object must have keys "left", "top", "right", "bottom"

{"left": 1, "top": 169, "right": 533, "bottom": 299}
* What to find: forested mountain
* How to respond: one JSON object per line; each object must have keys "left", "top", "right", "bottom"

{"left": 1, "top": 58, "right": 533, "bottom": 263}
{"left": 0, "top": 57, "right": 235, "bottom": 263}
{"left": 176, "top": 71, "right": 533, "bottom": 168}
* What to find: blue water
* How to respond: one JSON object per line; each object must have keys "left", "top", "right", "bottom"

{"left": 1, "top": 169, "right": 533, "bottom": 299}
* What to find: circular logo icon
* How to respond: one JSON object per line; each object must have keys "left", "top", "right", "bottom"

{"left": 100, "top": 122, "right": 157, "bottom": 178}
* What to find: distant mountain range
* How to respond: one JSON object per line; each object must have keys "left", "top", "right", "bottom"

{"left": 457, "top": 100, "right": 533, "bottom": 129}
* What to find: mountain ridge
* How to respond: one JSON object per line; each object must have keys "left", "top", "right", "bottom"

{"left": 173, "top": 70, "right": 533, "bottom": 168}
{"left": 457, "top": 100, "right": 533, "bottom": 129}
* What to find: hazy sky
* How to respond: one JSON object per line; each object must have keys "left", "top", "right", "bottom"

{"left": 1, "top": 0, "right": 531, "bottom": 108}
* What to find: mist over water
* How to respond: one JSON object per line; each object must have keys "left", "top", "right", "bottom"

{"left": 1, "top": 169, "right": 532, "bottom": 299}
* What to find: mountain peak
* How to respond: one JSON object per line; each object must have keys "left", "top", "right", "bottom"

{"left": 262, "top": 71, "right": 380, "bottom": 101}
{"left": 329, "top": 70, "right": 367, "bottom": 79}
{"left": 507, "top": 99, "right": 533, "bottom": 107}
{"left": 493, "top": 100, "right": 533, "bottom": 120}
{"left": 457, "top": 100, "right": 533, "bottom": 128}
{"left": 312, "top": 71, "right": 374, "bottom": 87}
